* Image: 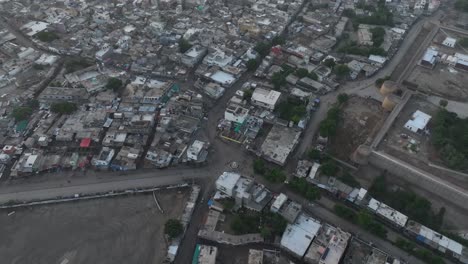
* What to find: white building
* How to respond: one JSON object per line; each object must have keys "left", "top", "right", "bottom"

{"left": 368, "top": 198, "right": 409, "bottom": 228}
{"left": 281, "top": 213, "right": 322, "bottom": 258}
{"left": 92, "top": 147, "right": 115, "bottom": 167}
{"left": 215, "top": 172, "right": 241, "bottom": 197}
{"left": 251, "top": 87, "right": 281, "bottom": 110}
{"left": 224, "top": 103, "right": 249, "bottom": 124}
{"left": 271, "top": 193, "right": 288, "bottom": 213}
{"left": 442, "top": 37, "right": 457, "bottom": 48}
{"left": 186, "top": 140, "right": 208, "bottom": 162}
{"left": 404, "top": 110, "right": 431, "bottom": 133}
{"left": 181, "top": 45, "right": 207, "bottom": 67}
{"left": 194, "top": 244, "right": 217, "bottom": 264}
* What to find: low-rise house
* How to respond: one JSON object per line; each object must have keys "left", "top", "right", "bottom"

{"left": 260, "top": 125, "right": 301, "bottom": 166}
{"left": 181, "top": 45, "right": 207, "bottom": 67}
{"left": 251, "top": 87, "right": 281, "bottom": 110}
{"left": 38, "top": 87, "right": 89, "bottom": 104}
{"left": 91, "top": 147, "right": 115, "bottom": 168}
{"left": 186, "top": 140, "right": 209, "bottom": 163}
{"left": 280, "top": 213, "right": 322, "bottom": 258}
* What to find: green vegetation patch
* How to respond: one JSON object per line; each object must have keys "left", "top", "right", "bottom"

{"left": 276, "top": 97, "right": 307, "bottom": 123}
{"left": 431, "top": 109, "right": 468, "bottom": 170}
{"left": 288, "top": 178, "right": 321, "bottom": 201}
{"left": 35, "top": 31, "right": 59, "bottom": 42}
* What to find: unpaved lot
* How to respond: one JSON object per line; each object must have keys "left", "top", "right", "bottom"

{"left": 0, "top": 189, "right": 189, "bottom": 264}
{"left": 330, "top": 96, "right": 386, "bottom": 161}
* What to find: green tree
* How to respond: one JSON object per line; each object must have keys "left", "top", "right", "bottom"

{"left": 272, "top": 36, "right": 286, "bottom": 45}
{"left": 164, "top": 219, "right": 183, "bottom": 238}
{"left": 246, "top": 59, "right": 259, "bottom": 71}
{"left": 333, "top": 64, "right": 350, "bottom": 78}
{"left": 320, "top": 160, "right": 338, "bottom": 176}
{"left": 50, "top": 102, "right": 77, "bottom": 114}
{"left": 254, "top": 42, "right": 272, "bottom": 57}
{"left": 271, "top": 71, "right": 287, "bottom": 90}
{"left": 35, "top": 31, "right": 59, "bottom": 42}
{"left": 439, "top": 99, "right": 448, "bottom": 108}
{"left": 308, "top": 149, "right": 321, "bottom": 160}
{"left": 106, "top": 77, "right": 123, "bottom": 92}
{"left": 370, "top": 27, "right": 386, "bottom": 47}
{"left": 342, "top": 9, "right": 356, "bottom": 17}
{"left": 455, "top": 0, "right": 468, "bottom": 12}
{"left": 323, "top": 58, "right": 336, "bottom": 68}
{"left": 243, "top": 89, "right": 253, "bottom": 101}
{"left": 253, "top": 159, "right": 266, "bottom": 175}
{"left": 288, "top": 178, "right": 321, "bottom": 201}
{"left": 11, "top": 106, "right": 32, "bottom": 121}
{"left": 460, "top": 38, "right": 468, "bottom": 47}
{"left": 295, "top": 68, "right": 310, "bottom": 78}
{"left": 178, "top": 38, "right": 192, "bottom": 53}
{"left": 308, "top": 71, "right": 319, "bottom": 81}
{"left": 264, "top": 168, "right": 286, "bottom": 183}
{"left": 337, "top": 93, "right": 349, "bottom": 104}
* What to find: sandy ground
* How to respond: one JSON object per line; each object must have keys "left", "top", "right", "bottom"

{"left": 330, "top": 96, "right": 385, "bottom": 161}
{"left": 0, "top": 189, "right": 189, "bottom": 264}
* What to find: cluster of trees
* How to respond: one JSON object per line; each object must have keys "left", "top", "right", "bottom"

{"left": 323, "top": 58, "right": 336, "bottom": 68}
{"left": 164, "top": 219, "right": 183, "bottom": 239}
{"left": 275, "top": 97, "right": 307, "bottom": 123}
{"left": 246, "top": 59, "right": 259, "bottom": 71}
{"left": 353, "top": 6, "right": 394, "bottom": 26}
{"left": 35, "top": 31, "right": 59, "bottom": 42}
{"left": 431, "top": 109, "right": 468, "bottom": 170}
{"left": 11, "top": 106, "right": 33, "bottom": 121}
{"left": 370, "top": 27, "right": 386, "bottom": 47}
{"left": 334, "top": 205, "right": 387, "bottom": 238}
{"left": 320, "top": 160, "right": 339, "bottom": 176}
{"left": 294, "top": 68, "right": 318, "bottom": 80}
{"left": 319, "top": 105, "right": 340, "bottom": 137}
{"left": 230, "top": 211, "right": 287, "bottom": 240}
{"left": 460, "top": 38, "right": 468, "bottom": 48}
{"left": 271, "top": 64, "right": 295, "bottom": 90}
{"left": 288, "top": 178, "right": 321, "bottom": 201}
{"left": 253, "top": 159, "right": 286, "bottom": 183}
{"left": 369, "top": 175, "right": 445, "bottom": 230}
{"left": 455, "top": 0, "right": 468, "bottom": 12}
{"left": 64, "top": 58, "right": 93, "bottom": 74}
{"left": 254, "top": 42, "right": 273, "bottom": 58}
{"left": 50, "top": 102, "right": 77, "bottom": 115}
{"left": 106, "top": 77, "right": 123, "bottom": 92}
{"left": 338, "top": 41, "right": 387, "bottom": 57}
{"left": 333, "top": 64, "right": 351, "bottom": 79}
{"left": 395, "top": 238, "right": 445, "bottom": 264}
{"left": 178, "top": 38, "right": 192, "bottom": 53}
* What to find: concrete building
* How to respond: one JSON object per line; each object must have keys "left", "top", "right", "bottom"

{"left": 251, "top": 87, "right": 281, "bottom": 110}
{"left": 224, "top": 103, "right": 249, "bottom": 124}
{"left": 260, "top": 125, "right": 301, "bottom": 166}
{"left": 304, "top": 224, "right": 351, "bottom": 264}
{"left": 186, "top": 140, "right": 208, "bottom": 163}
{"left": 181, "top": 45, "right": 207, "bottom": 67}
{"left": 367, "top": 198, "right": 408, "bottom": 228}
{"left": 215, "top": 172, "right": 273, "bottom": 211}
{"left": 203, "top": 82, "right": 225, "bottom": 99}
{"left": 404, "top": 110, "right": 431, "bottom": 133}
{"left": 280, "top": 213, "right": 322, "bottom": 258}
{"left": 38, "top": 87, "right": 89, "bottom": 104}
{"left": 192, "top": 244, "right": 218, "bottom": 264}
{"left": 215, "top": 172, "right": 242, "bottom": 197}
{"left": 271, "top": 193, "right": 303, "bottom": 223}
{"left": 91, "top": 147, "right": 115, "bottom": 168}
{"left": 203, "top": 48, "right": 234, "bottom": 68}
{"left": 248, "top": 249, "right": 263, "bottom": 264}
{"left": 442, "top": 37, "right": 456, "bottom": 48}
{"left": 420, "top": 48, "right": 438, "bottom": 68}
